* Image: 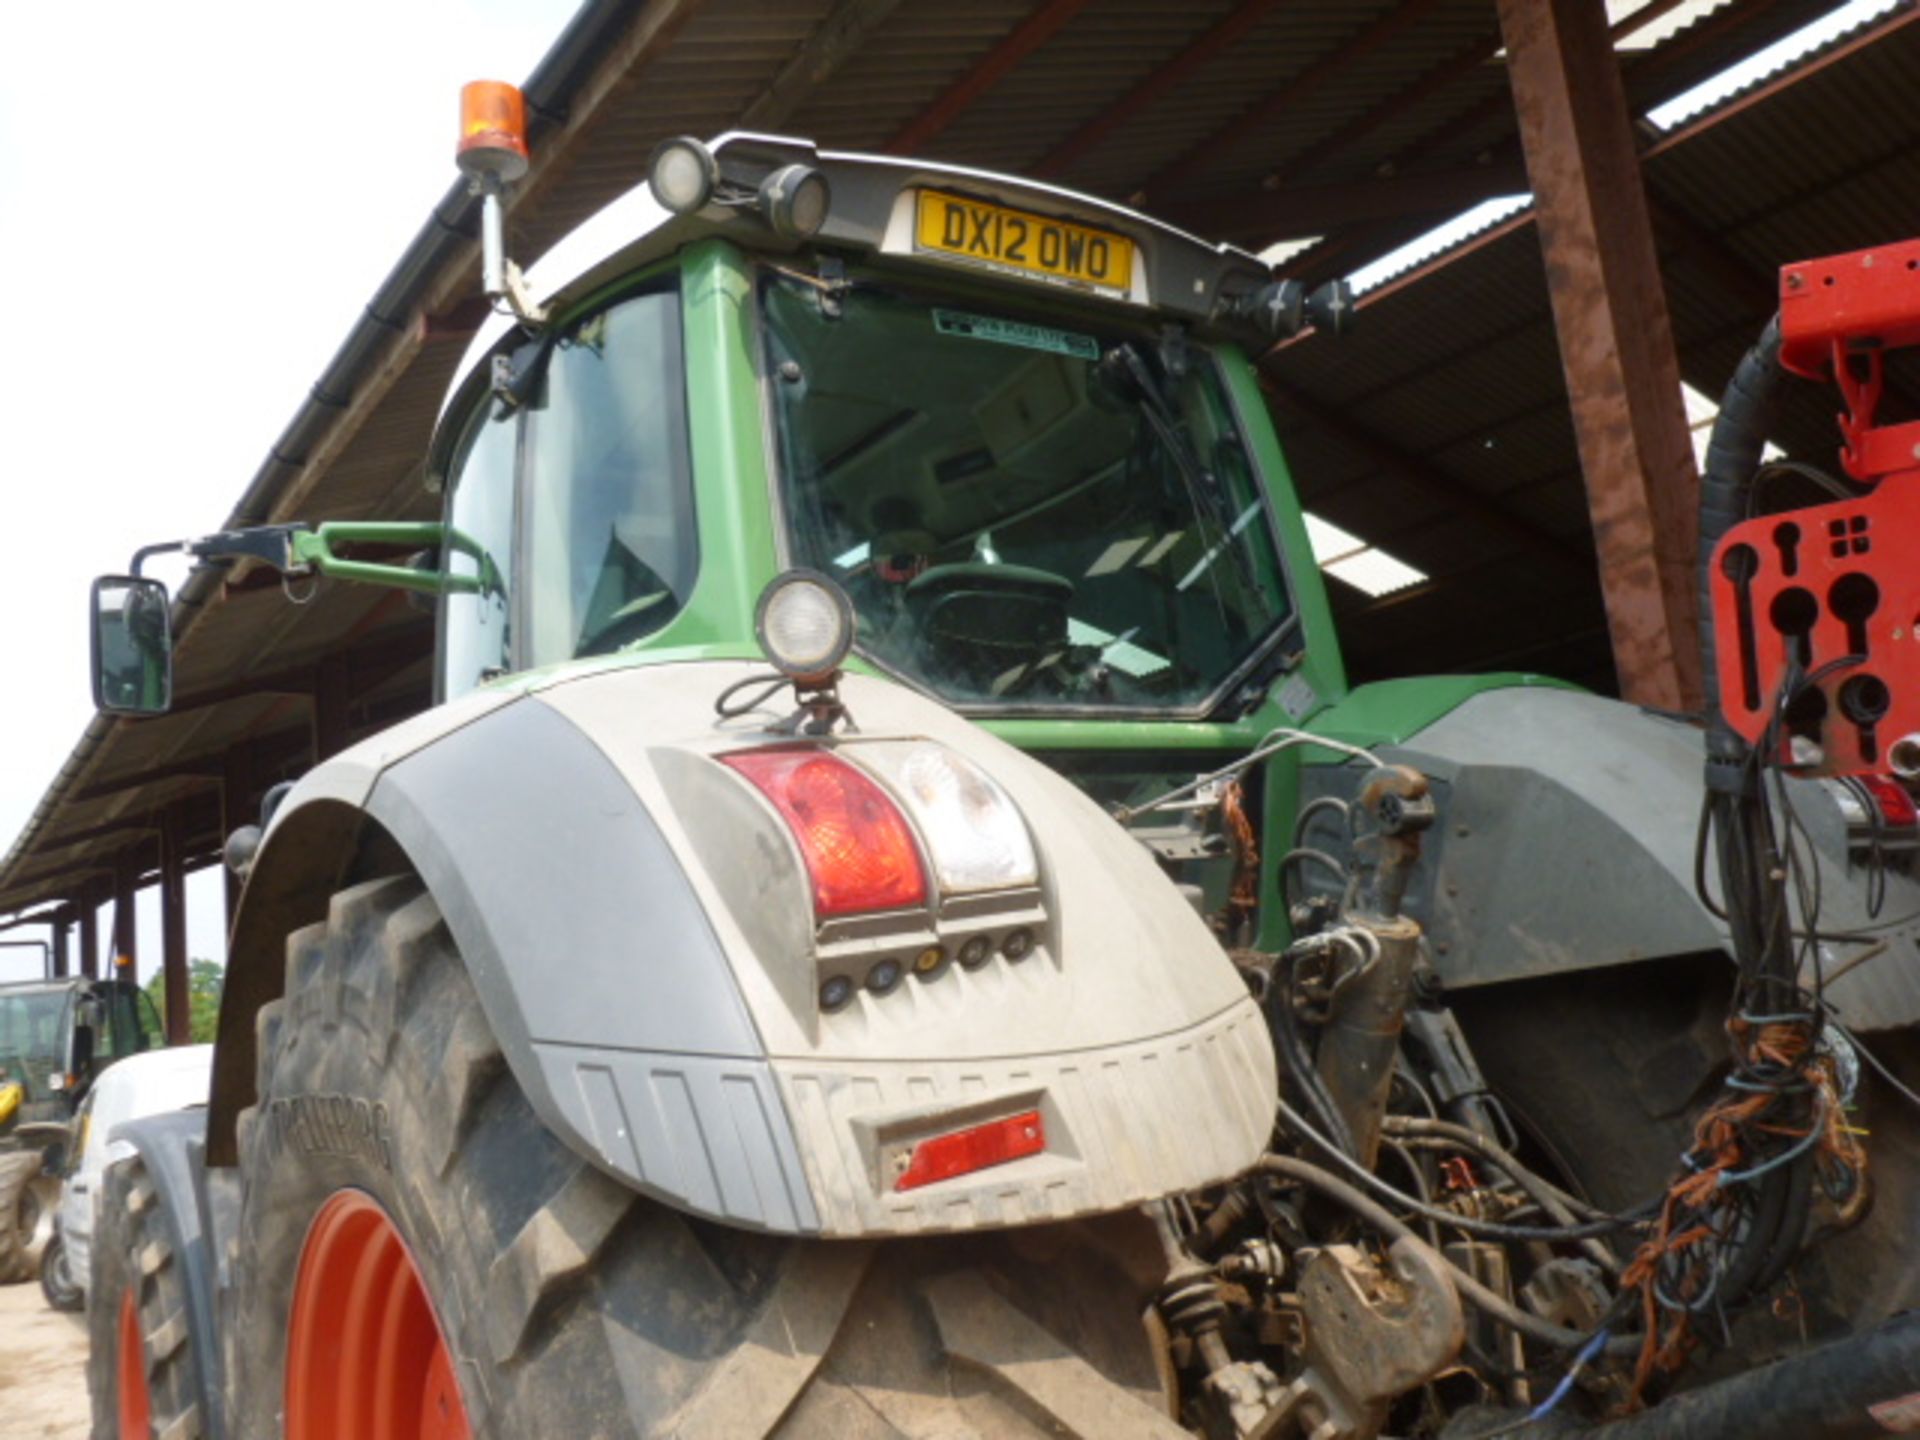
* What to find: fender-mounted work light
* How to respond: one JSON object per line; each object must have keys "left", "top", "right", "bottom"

{"left": 755, "top": 569, "right": 854, "bottom": 686}
{"left": 456, "top": 80, "right": 529, "bottom": 182}
{"left": 648, "top": 136, "right": 719, "bottom": 215}
{"left": 758, "top": 163, "right": 831, "bottom": 241}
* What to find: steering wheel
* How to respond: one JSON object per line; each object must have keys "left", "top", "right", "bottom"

{"left": 904, "top": 563, "right": 1075, "bottom": 690}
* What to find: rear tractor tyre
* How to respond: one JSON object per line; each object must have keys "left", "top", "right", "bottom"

{"left": 231, "top": 875, "right": 1175, "bottom": 1439}
{"left": 41, "top": 1229, "right": 83, "bottom": 1312}
{"left": 0, "top": 1147, "right": 50, "bottom": 1284}
{"left": 86, "top": 1155, "right": 204, "bottom": 1440}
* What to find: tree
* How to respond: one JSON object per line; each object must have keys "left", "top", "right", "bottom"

{"left": 144, "top": 959, "right": 223, "bottom": 1044}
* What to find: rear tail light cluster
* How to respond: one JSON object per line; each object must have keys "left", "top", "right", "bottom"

{"left": 719, "top": 749, "right": 926, "bottom": 915}
{"left": 721, "top": 742, "right": 1034, "bottom": 919}
{"left": 720, "top": 742, "right": 1043, "bottom": 1011}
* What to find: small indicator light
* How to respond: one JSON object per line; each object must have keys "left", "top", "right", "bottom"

{"left": 819, "top": 975, "right": 855, "bottom": 1012}
{"left": 867, "top": 959, "right": 904, "bottom": 995}
{"left": 913, "top": 945, "right": 946, "bottom": 975}
{"left": 1001, "top": 928, "right": 1034, "bottom": 962}
{"left": 958, "top": 934, "right": 993, "bottom": 969}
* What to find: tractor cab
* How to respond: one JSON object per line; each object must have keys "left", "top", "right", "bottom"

{"left": 0, "top": 978, "right": 164, "bottom": 1130}
{"left": 421, "top": 131, "right": 1349, "bottom": 722}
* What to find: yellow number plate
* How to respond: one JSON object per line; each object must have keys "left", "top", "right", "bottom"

{"left": 914, "top": 191, "right": 1134, "bottom": 295}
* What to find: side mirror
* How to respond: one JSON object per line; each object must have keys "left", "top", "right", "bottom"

{"left": 91, "top": 575, "right": 173, "bottom": 715}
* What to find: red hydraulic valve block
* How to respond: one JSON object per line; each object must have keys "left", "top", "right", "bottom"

{"left": 1708, "top": 239, "right": 1920, "bottom": 778}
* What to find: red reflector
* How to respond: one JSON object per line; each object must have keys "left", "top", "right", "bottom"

{"left": 721, "top": 749, "right": 928, "bottom": 916}
{"left": 894, "top": 1110, "right": 1046, "bottom": 1192}
{"left": 1860, "top": 774, "right": 1919, "bottom": 827}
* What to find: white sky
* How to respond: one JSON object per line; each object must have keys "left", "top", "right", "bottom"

{"left": 0, "top": 1, "right": 581, "bottom": 983}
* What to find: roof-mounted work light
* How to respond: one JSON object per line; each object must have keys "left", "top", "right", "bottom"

{"left": 757, "top": 164, "right": 831, "bottom": 241}
{"left": 648, "top": 136, "right": 719, "bottom": 215}
{"left": 455, "top": 80, "right": 544, "bottom": 326}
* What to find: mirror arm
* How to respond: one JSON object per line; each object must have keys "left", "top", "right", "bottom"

{"left": 289, "top": 522, "right": 472, "bottom": 596}
{"left": 122, "top": 520, "right": 491, "bottom": 601}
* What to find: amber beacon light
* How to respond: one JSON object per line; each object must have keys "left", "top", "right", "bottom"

{"left": 454, "top": 80, "right": 544, "bottom": 325}
{"left": 457, "top": 80, "right": 529, "bottom": 181}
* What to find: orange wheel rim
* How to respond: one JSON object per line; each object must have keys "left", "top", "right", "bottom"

{"left": 117, "top": 1287, "right": 150, "bottom": 1438}
{"left": 285, "top": 1189, "right": 472, "bottom": 1440}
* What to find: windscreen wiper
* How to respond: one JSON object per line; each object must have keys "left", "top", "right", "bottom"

{"left": 1101, "top": 343, "right": 1257, "bottom": 595}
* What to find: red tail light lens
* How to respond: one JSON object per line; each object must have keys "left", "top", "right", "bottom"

{"left": 894, "top": 1110, "right": 1046, "bottom": 1192}
{"left": 721, "top": 749, "right": 928, "bottom": 917}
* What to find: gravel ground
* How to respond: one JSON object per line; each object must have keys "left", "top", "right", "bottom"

{"left": 0, "top": 1280, "right": 88, "bottom": 1440}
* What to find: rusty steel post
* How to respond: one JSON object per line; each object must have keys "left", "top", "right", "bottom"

{"left": 50, "top": 911, "right": 70, "bottom": 979}
{"left": 111, "top": 857, "right": 139, "bottom": 976}
{"left": 1497, "top": 0, "right": 1704, "bottom": 713}
{"left": 312, "top": 655, "right": 353, "bottom": 762}
{"left": 78, "top": 891, "right": 100, "bottom": 980}
{"left": 222, "top": 743, "right": 254, "bottom": 923}
{"left": 159, "top": 810, "right": 190, "bottom": 1045}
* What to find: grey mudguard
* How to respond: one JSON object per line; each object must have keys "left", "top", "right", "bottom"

{"left": 1301, "top": 687, "right": 1920, "bottom": 1030}
{"left": 366, "top": 696, "right": 821, "bottom": 1233}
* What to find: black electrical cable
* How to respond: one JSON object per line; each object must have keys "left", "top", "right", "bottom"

{"left": 1746, "top": 458, "right": 1858, "bottom": 516}
{"left": 1382, "top": 1118, "right": 1636, "bottom": 1280}
{"left": 1257, "top": 1155, "right": 1641, "bottom": 1355}
{"left": 1392, "top": 1136, "right": 1624, "bottom": 1275}
{"left": 1278, "top": 847, "right": 1348, "bottom": 906}
{"left": 1277, "top": 1096, "right": 1640, "bottom": 1243}
{"left": 1266, "top": 984, "right": 1359, "bottom": 1159}
{"left": 1381, "top": 1118, "right": 1615, "bottom": 1224}
{"left": 1291, "top": 795, "right": 1352, "bottom": 850}
{"left": 714, "top": 671, "right": 791, "bottom": 719}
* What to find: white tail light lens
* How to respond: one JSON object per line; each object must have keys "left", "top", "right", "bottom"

{"left": 854, "top": 743, "right": 1038, "bottom": 894}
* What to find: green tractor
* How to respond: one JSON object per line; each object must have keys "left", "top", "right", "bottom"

{"left": 75, "top": 111, "right": 1920, "bottom": 1440}
{"left": 0, "top": 976, "right": 163, "bottom": 1284}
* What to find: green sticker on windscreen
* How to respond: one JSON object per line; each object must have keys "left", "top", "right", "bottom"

{"left": 934, "top": 309, "right": 1100, "bottom": 360}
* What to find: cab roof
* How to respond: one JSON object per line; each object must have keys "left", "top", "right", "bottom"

{"left": 452, "top": 132, "right": 1278, "bottom": 413}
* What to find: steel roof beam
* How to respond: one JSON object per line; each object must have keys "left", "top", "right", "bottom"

{"left": 1498, "top": 0, "right": 1703, "bottom": 713}
{"left": 1140, "top": 0, "right": 1450, "bottom": 204}
{"left": 886, "top": 0, "right": 1094, "bottom": 155}
{"left": 741, "top": 0, "right": 909, "bottom": 131}
{"left": 1264, "top": 379, "right": 1584, "bottom": 566}
{"left": 1176, "top": 159, "right": 1527, "bottom": 244}
{"left": 1031, "top": 0, "right": 1284, "bottom": 178}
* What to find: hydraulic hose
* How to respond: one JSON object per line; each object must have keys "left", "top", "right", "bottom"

{"left": 1448, "top": 1310, "right": 1920, "bottom": 1439}
{"left": 1686, "top": 316, "right": 1819, "bottom": 1314}
{"left": 1698, "top": 314, "right": 1783, "bottom": 749}
{"left": 1256, "top": 1155, "right": 1632, "bottom": 1354}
